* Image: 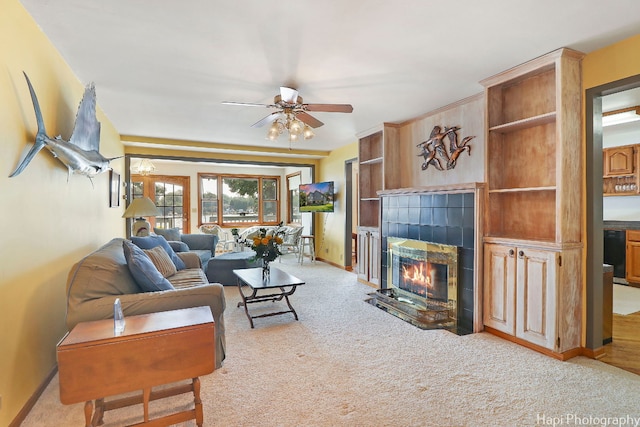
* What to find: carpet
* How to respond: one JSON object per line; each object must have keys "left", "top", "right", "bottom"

{"left": 22, "top": 257, "right": 640, "bottom": 426}
{"left": 613, "top": 284, "right": 640, "bottom": 315}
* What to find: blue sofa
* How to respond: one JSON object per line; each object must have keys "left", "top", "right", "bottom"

{"left": 154, "top": 228, "right": 218, "bottom": 269}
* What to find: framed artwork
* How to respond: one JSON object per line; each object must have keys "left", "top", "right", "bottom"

{"left": 109, "top": 170, "right": 120, "bottom": 207}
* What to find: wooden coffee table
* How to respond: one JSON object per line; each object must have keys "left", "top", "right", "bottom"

{"left": 56, "top": 306, "right": 215, "bottom": 427}
{"left": 233, "top": 267, "right": 305, "bottom": 328}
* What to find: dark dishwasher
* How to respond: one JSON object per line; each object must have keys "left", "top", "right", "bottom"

{"left": 603, "top": 229, "right": 626, "bottom": 281}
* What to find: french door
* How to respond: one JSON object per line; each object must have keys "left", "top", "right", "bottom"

{"left": 131, "top": 175, "right": 191, "bottom": 233}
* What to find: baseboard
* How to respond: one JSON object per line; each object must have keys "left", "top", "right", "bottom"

{"left": 582, "top": 346, "right": 607, "bottom": 360}
{"left": 314, "top": 257, "right": 348, "bottom": 270}
{"left": 484, "top": 327, "right": 582, "bottom": 361}
{"left": 10, "top": 365, "right": 57, "bottom": 427}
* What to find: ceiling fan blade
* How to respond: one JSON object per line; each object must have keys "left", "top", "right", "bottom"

{"left": 251, "top": 112, "right": 281, "bottom": 128}
{"left": 296, "top": 112, "right": 324, "bottom": 128}
{"left": 222, "top": 101, "right": 273, "bottom": 108}
{"left": 280, "top": 87, "right": 299, "bottom": 104}
{"left": 305, "top": 103, "right": 354, "bottom": 113}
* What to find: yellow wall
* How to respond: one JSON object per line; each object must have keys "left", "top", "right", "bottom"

{"left": 0, "top": 1, "right": 125, "bottom": 424}
{"left": 583, "top": 34, "right": 640, "bottom": 90}
{"left": 316, "top": 142, "right": 358, "bottom": 266}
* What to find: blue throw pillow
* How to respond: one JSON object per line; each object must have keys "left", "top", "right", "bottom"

{"left": 131, "top": 234, "right": 187, "bottom": 270}
{"left": 122, "top": 240, "right": 174, "bottom": 292}
{"left": 154, "top": 227, "right": 181, "bottom": 242}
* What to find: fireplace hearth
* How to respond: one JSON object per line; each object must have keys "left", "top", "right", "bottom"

{"left": 366, "top": 237, "right": 465, "bottom": 334}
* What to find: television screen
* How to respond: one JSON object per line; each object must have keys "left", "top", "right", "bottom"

{"left": 299, "top": 181, "right": 334, "bottom": 213}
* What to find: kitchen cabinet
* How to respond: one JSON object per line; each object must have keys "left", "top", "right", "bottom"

{"left": 626, "top": 230, "right": 640, "bottom": 284}
{"left": 603, "top": 145, "right": 639, "bottom": 195}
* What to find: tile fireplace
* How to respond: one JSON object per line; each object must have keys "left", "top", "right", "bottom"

{"left": 367, "top": 184, "right": 483, "bottom": 334}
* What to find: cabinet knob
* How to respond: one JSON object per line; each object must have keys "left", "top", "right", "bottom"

{"left": 509, "top": 249, "right": 515, "bottom": 257}
{"left": 518, "top": 250, "right": 525, "bottom": 258}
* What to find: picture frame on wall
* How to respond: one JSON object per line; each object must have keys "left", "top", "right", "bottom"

{"left": 110, "top": 170, "right": 120, "bottom": 208}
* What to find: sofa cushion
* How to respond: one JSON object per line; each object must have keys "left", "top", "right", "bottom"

{"left": 143, "top": 246, "right": 177, "bottom": 278}
{"left": 131, "top": 234, "right": 186, "bottom": 270}
{"left": 123, "top": 240, "right": 175, "bottom": 292}
{"left": 154, "top": 227, "right": 181, "bottom": 242}
{"left": 66, "top": 238, "right": 141, "bottom": 304}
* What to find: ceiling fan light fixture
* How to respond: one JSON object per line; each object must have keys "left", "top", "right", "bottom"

{"left": 288, "top": 118, "right": 303, "bottom": 136}
{"left": 303, "top": 124, "right": 315, "bottom": 140}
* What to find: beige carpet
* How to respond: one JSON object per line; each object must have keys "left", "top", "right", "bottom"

{"left": 23, "top": 257, "right": 640, "bottom": 426}
{"left": 613, "top": 284, "right": 640, "bottom": 315}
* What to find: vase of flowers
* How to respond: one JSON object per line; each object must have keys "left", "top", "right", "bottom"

{"left": 250, "top": 227, "right": 284, "bottom": 279}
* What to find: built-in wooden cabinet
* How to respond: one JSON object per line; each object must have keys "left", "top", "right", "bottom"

{"left": 481, "top": 48, "right": 583, "bottom": 358}
{"left": 357, "top": 124, "right": 399, "bottom": 285}
{"left": 626, "top": 230, "right": 640, "bottom": 284}
{"left": 356, "top": 227, "right": 380, "bottom": 285}
{"left": 603, "top": 145, "right": 639, "bottom": 195}
{"left": 484, "top": 243, "right": 581, "bottom": 353}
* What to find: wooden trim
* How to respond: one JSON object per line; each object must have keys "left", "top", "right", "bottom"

{"left": 582, "top": 346, "right": 607, "bottom": 360}
{"left": 484, "top": 326, "right": 582, "bottom": 361}
{"left": 377, "top": 182, "right": 485, "bottom": 196}
{"left": 398, "top": 92, "right": 484, "bottom": 126}
{"left": 9, "top": 366, "right": 58, "bottom": 427}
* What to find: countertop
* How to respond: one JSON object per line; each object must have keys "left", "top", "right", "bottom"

{"left": 603, "top": 220, "right": 640, "bottom": 230}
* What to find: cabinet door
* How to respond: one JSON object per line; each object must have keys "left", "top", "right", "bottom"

{"left": 483, "top": 244, "right": 516, "bottom": 335}
{"left": 515, "top": 248, "right": 557, "bottom": 349}
{"left": 626, "top": 233, "right": 640, "bottom": 285}
{"left": 604, "top": 146, "right": 634, "bottom": 176}
{"left": 356, "top": 230, "right": 369, "bottom": 281}
{"left": 368, "top": 230, "right": 381, "bottom": 286}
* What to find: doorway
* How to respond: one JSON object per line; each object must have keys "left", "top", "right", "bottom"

{"left": 344, "top": 158, "right": 357, "bottom": 271}
{"left": 131, "top": 175, "right": 191, "bottom": 233}
{"left": 587, "top": 73, "right": 640, "bottom": 375}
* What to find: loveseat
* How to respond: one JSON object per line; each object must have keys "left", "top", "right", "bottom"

{"left": 65, "top": 237, "right": 226, "bottom": 368}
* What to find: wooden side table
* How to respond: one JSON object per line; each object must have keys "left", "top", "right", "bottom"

{"left": 298, "top": 235, "right": 316, "bottom": 264}
{"left": 57, "top": 306, "right": 215, "bottom": 427}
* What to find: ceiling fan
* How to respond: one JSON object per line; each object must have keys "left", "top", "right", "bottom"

{"left": 222, "top": 87, "right": 353, "bottom": 142}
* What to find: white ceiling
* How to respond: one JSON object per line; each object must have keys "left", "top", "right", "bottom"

{"left": 19, "top": 0, "right": 640, "bottom": 158}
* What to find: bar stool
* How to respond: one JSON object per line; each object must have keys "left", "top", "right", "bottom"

{"left": 298, "top": 235, "right": 316, "bottom": 264}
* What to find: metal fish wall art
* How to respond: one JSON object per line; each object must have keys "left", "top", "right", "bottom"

{"left": 9, "top": 72, "right": 118, "bottom": 181}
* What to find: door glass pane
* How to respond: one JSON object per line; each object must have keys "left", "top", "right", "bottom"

{"left": 201, "top": 176, "right": 218, "bottom": 223}
{"left": 155, "top": 181, "right": 184, "bottom": 230}
{"left": 223, "top": 177, "right": 258, "bottom": 224}
{"left": 288, "top": 174, "right": 301, "bottom": 223}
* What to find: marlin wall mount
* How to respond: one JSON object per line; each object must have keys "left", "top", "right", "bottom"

{"left": 9, "top": 72, "right": 118, "bottom": 182}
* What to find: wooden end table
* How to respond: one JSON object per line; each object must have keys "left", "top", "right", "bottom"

{"left": 57, "top": 306, "right": 215, "bottom": 427}
{"left": 233, "top": 267, "right": 305, "bottom": 328}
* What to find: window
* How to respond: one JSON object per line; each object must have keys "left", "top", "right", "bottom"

{"left": 287, "top": 172, "right": 301, "bottom": 224}
{"left": 199, "top": 174, "right": 280, "bottom": 226}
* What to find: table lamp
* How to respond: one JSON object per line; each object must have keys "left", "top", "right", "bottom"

{"left": 122, "top": 197, "right": 159, "bottom": 236}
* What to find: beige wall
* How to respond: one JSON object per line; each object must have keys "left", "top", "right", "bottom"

{"left": 0, "top": 1, "right": 125, "bottom": 424}
{"left": 399, "top": 94, "right": 485, "bottom": 187}
{"left": 316, "top": 142, "right": 358, "bottom": 266}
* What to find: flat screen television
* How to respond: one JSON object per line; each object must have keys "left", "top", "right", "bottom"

{"left": 299, "top": 181, "right": 334, "bottom": 213}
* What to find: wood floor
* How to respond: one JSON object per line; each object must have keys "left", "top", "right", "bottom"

{"left": 600, "top": 311, "right": 640, "bottom": 375}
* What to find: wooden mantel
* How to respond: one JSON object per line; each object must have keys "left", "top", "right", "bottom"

{"left": 377, "top": 182, "right": 485, "bottom": 196}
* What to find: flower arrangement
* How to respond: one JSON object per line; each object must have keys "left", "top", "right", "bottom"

{"left": 250, "top": 227, "right": 284, "bottom": 264}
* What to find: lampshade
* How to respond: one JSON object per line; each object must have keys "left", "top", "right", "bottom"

{"left": 122, "top": 197, "right": 159, "bottom": 236}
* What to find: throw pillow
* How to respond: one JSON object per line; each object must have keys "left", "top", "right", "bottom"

{"left": 131, "top": 234, "right": 187, "bottom": 270}
{"left": 153, "top": 227, "right": 181, "bottom": 242}
{"left": 143, "top": 245, "right": 177, "bottom": 278}
{"left": 199, "top": 225, "right": 219, "bottom": 236}
{"left": 122, "top": 240, "right": 175, "bottom": 292}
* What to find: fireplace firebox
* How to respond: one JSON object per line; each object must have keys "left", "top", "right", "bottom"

{"left": 367, "top": 237, "right": 460, "bottom": 333}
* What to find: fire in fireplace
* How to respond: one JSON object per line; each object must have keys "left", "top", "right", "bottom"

{"left": 367, "top": 237, "right": 461, "bottom": 333}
